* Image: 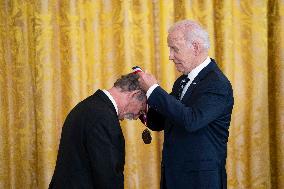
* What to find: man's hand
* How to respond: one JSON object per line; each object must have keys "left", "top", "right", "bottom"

{"left": 137, "top": 72, "right": 158, "bottom": 91}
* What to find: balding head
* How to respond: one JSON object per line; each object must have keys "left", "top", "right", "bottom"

{"left": 168, "top": 20, "right": 210, "bottom": 50}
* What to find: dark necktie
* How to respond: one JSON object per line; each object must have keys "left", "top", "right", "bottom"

{"left": 177, "top": 75, "right": 190, "bottom": 100}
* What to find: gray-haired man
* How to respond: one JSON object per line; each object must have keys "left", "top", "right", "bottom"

{"left": 49, "top": 73, "right": 146, "bottom": 189}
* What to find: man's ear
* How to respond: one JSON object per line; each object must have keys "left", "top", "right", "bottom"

{"left": 129, "top": 90, "right": 140, "bottom": 99}
{"left": 192, "top": 41, "right": 201, "bottom": 56}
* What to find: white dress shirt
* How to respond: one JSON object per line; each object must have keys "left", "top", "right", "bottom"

{"left": 146, "top": 56, "right": 211, "bottom": 100}
{"left": 180, "top": 56, "right": 211, "bottom": 99}
{"left": 102, "top": 89, "right": 118, "bottom": 115}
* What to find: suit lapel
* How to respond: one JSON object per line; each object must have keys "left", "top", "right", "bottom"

{"left": 181, "top": 77, "right": 199, "bottom": 103}
{"left": 181, "top": 59, "right": 218, "bottom": 103}
{"left": 93, "top": 90, "right": 124, "bottom": 148}
{"left": 94, "top": 90, "right": 118, "bottom": 117}
{"left": 172, "top": 75, "right": 186, "bottom": 99}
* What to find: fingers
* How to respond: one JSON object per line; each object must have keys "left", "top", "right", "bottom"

{"left": 138, "top": 72, "right": 151, "bottom": 80}
{"left": 137, "top": 71, "right": 148, "bottom": 81}
{"left": 137, "top": 72, "right": 145, "bottom": 80}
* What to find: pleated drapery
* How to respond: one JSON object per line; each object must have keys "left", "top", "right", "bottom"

{"left": 0, "top": 1, "right": 283, "bottom": 188}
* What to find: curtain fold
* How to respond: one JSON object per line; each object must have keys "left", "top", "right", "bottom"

{"left": 0, "top": 0, "right": 283, "bottom": 188}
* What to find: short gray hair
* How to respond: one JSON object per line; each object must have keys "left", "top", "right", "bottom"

{"left": 168, "top": 20, "right": 210, "bottom": 50}
{"left": 114, "top": 73, "right": 146, "bottom": 101}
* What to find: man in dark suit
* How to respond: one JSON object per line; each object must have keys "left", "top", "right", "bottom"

{"left": 49, "top": 73, "right": 146, "bottom": 189}
{"left": 138, "top": 20, "right": 234, "bottom": 189}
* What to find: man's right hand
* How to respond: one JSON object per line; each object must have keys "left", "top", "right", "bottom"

{"left": 137, "top": 72, "right": 158, "bottom": 91}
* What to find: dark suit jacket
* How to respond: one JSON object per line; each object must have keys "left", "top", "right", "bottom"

{"left": 49, "top": 90, "right": 125, "bottom": 189}
{"left": 147, "top": 59, "right": 234, "bottom": 189}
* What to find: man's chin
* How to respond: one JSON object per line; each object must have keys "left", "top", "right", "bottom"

{"left": 124, "top": 117, "right": 134, "bottom": 121}
{"left": 123, "top": 113, "right": 135, "bottom": 120}
{"left": 118, "top": 117, "right": 133, "bottom": 121}
{"left": 175, "top": 65, "right": 183, "bottom": 72}
{"left": 118, "top": 115, "right": 134, "bottom": 120}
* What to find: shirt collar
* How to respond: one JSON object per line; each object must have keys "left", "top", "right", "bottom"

{"left": 187, "top": 56, "right": 211, "bottom": 81}
{"left": 102, "top": 89, "right": 118, "bottom": 115}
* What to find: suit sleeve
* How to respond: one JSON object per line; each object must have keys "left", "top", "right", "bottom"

{"left": 147, "top": 90, "right": 179, "bottom": 131}
{"left": 146, "top": 107, "right": 166, "bottom": 131}
{"left": 85, "top": 116, "right": 124, "bottom": 189}
{"left": 146, "top": 78, "right": 182, "bottom": 131}
{"left": 147, "top": 83, "right": 232, "bottom": 132}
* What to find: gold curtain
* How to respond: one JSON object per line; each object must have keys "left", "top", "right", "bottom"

{"left": 0, "top": 0, "right": 283, "bottom": 188}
